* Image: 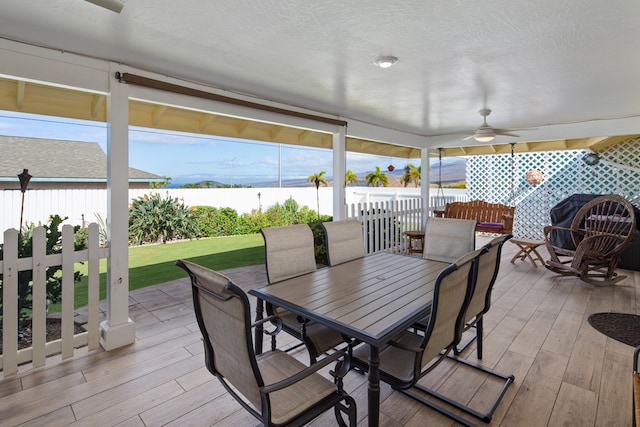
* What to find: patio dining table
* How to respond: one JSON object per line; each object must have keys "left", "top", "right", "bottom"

{"left": 249, "top": 251, "right": 449, "bottom": 427}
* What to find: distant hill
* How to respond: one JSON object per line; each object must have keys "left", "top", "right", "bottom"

{"left": 253, "top": 157, "right": 467, "bottom": 188}
{"left": 170, "top": 157, "right": 466, "bottom": 188}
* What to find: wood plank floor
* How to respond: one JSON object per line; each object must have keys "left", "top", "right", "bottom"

{"left": 0, "top": 236, "right": 637, "bottom": 426}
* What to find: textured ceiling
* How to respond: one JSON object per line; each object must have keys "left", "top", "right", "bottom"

{"left": 1, "top": 0, "right": 640, "bottom": 154}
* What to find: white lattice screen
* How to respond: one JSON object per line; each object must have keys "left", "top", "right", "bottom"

{"left": 467, "top": 137, "right": 640, "bottom": 239}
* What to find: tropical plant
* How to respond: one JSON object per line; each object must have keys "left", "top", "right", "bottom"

{"left": 94, "top": 212, "right": 108, "bottom": 246}
{"left": 0, "top": 215, "right": 84, "bottom": 328}
{"left": 365, "top": 166, "right": 389, "bottom": 187}
{"left": 307, "top": 171, "right": 328, "bottom": 220}
{"left": 345, "top": 169, "right": 359, "bottom": 186}
{"left": 128, "top": 193, "right": 198, "bottom": 245}
{"left": 149, "top": 176, "right": 171, "bottom": 188}
{"left": 402, "top": 163, "right": 421, "bottom": 187}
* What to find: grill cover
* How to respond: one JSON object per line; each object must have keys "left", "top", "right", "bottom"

{"left": 548, "top": 194, "right": 604, "bottom": 250}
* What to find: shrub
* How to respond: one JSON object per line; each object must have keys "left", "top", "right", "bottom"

{"left": 0, "top": 215, "right": 85, "bottom": 328}
{"left": 128, "top": 193, "right": 198, "bottom": 245}
{"left": 307, "top": 216, "right": 332, "bottom": 265}
{"left": 237, "top": 209, "right": 272, "bottom": 234}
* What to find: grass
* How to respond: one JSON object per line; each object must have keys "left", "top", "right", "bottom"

{"left": 49, "top": 234, "right": 265, "bottom": 312}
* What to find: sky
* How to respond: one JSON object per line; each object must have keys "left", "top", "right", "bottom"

{"left": 0, "top": 111, "right": 440, "bottom": 187}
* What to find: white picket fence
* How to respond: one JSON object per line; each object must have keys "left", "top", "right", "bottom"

{"left": 0, "top": 191, "right": 466, "bottom": 376}
{"left": 349, "top": 198, "right": 424, "bottom": 253}
{"left": 0, "top": 223, "right": 107, "bottom": 377}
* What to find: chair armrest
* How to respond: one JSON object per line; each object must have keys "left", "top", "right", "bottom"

{"left": 253, "top": 314, "right": 283, "bottom": 337}
{"left": 543, "top": 225, "right": 571, "bottom": 239}
{"left": 433, "top": 210, "right": 445, "bottom": 218}
{"left": 388, "top": 338, "right": 422, "bottom": 354}
{"left": 260, "top": 350, "right": 347, "bottom": 394}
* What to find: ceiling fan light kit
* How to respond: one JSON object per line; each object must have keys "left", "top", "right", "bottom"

{"left": 373, "top": 56, "right": 399, "bottom": 68}
{"left": 474, "top": 134, "right": 496, "bottom": 143}
{"left": 465, "top": 108, "right": 526, "bottom": 142}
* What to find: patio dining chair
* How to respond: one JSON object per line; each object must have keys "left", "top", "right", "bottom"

{"left": 453, "top": 233, "right": 512, "bottom": 357}
{"left": 176, "top": 260, "right": 356, "bottom": 427}
{"left": 261, "top": 224, "right": 346, "bottom": 363}
{"left": 350, "top": 248, "right": 486, "bottom": 426}
{"left": 423, "top": 217, "right": 477, "bottom": 263}
{"left": 321, "top": 219, "right": 366, "bottom": 266}
{"left": 544, "top": 194, "right": 636, "bottom": 285}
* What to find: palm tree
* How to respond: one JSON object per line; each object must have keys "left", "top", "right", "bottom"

{"left": 345, "top": 169, "right": 359, "bottom": 186}
{"left": 307, "top": 171, "right": 328, "bottom": 219}
{"left": 365, "top": 166, "right": 389, "bottom": 187}
{"left": 402, "top": 163, "right": 421, "bottom": 187}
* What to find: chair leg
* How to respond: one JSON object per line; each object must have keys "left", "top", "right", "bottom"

{"left": 400, "top": 387, "right": 478, "bottom": 427}
{"left": 416, "top": 354, "right": 514, "bottom": 424}
{"left": 454, "top": 325, "right": 477, "bottom": 355}
{"left": 476, "top": 318, "right": 483, "bottom": 359}
{"left": 334, "top": 395, "right": 357, "bottom": 427}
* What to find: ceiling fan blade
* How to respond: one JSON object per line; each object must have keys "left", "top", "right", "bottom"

{"left": 462, "top": 135, "right": 476, "bottom": 141}
{"left": 495, "top": 131, "right": 520, "bottom": 138}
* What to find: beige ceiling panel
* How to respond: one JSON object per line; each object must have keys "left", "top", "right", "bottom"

{"left": 2, "top": 78, "right": 637, "bottom": 161}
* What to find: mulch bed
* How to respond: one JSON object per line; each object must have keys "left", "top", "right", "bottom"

{"left": 0, "top": 318, "right": 86, "bottom": 353}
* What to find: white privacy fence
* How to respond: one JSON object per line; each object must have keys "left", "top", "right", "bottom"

{"left": 0, "top": 193, "right": 464, "bottom": 374}
{"left": 0, "top": 187, "right": 468, "bottom": 242}
{"left": 0, "top": 223, "right": 107, "bottom": 377}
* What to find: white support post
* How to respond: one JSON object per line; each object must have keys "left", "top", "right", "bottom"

{"left": 332, "top": 127, "right": 347, "bottom": 220}
{"left": 421, "top": 148, "right": 430, "bottom": 222}
{"left": 100, "top": 66, "right": 135, "bottom": 350}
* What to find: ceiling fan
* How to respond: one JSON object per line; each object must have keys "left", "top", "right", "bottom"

{"left": 463, "top": 108, "right": 523, "bottom": 143}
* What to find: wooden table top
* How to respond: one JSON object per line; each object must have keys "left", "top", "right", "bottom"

{"left": 249, "top": 252, "right": 449, "bottom": 346}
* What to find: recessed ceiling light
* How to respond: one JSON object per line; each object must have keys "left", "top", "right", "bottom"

{"left": 373, "top": 56, "right": 399, "bottom": 69}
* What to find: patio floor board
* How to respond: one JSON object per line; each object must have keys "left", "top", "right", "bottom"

{"left": 1, "top": 237, "right": 638, "bottom": 426}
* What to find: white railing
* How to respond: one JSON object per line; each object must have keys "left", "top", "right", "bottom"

{"left": 348, "top": 198, "right": 424, "bottom": 254}
{"left": 346, "top": 194, "right": 470, "bottom": 254}
{"left": 0, "top": 223, "right": 107, "bottom": 377}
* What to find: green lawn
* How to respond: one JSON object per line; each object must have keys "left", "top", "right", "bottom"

{"left": 50, "top": 234, "right": 265, "bottom": 312}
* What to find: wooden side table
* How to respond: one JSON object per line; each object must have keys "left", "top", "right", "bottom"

{"left": 510, "top": 238, "right": 545, "bottom": 267}
{"left": 404, "top": 230, "right": 425, "bottom": 256}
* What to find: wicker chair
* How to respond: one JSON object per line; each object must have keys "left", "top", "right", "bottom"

{"left": 544, "top": 194, "right": 636, "bottom": 285}
{"left": 176, "top": 259, "right": 356, "bottom": 427}
{"left": 321, "top": 219, "right": 366, "bottom": 266}
{"left": 351, "top": 248, "right": 485, "bottom": 426}
{"left": 423, "top": 217, "right": 477, "bottom": 263}
{"left": 261, "top": 224, "right": 346, "bottom": 363}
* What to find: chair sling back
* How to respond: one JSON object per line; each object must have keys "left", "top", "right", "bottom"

{"left": 176, "top": 259, "right": 356, "bottom": 427}
{"left": 261, "top": 224, "right": 345, "bottom": 363}
{"left": 321, "top": 219, "right": 366, "bottom": 266}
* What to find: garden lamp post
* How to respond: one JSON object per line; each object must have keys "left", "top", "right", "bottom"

{"left": 18, "top": 168, "right": 32, "bottom": 231}
{"left": 313, "top": 177, "right": 321, "bottom": 221}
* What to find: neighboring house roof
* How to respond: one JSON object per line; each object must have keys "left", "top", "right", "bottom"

{"left": 0, "top": 136, "right": 164, "bottom": 182}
